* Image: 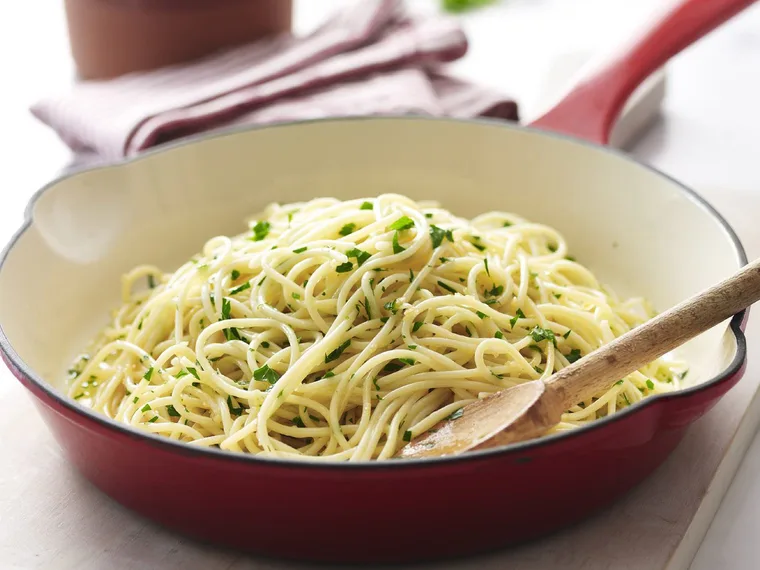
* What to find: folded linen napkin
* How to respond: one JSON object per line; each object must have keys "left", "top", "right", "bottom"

{"left": 32, "top": 0, "right": 518, "bottom": 161}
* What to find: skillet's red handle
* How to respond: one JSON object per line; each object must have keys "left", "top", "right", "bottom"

{"left": 529, "top": 0, "right": 757, "bottom": 144}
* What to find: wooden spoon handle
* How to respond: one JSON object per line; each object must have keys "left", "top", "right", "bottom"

{"left": 545, "top": 259, "right": 759, "bottom": 412}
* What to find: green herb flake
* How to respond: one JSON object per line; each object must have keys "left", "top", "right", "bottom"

{"left": 176, "top": 370, "right": 189, "bottom": 379}
{"left": 412, "top": 321, "right": 423, "bottom": 332}
{"left": 230, "top": 282, "right": 251, "bottom": 295}
{"left": 495, "top": 331, "right": 504, "bottom": 339}
{"left": 471, "top": 240, "right": 486, "bottom": 252}
{"left": 293, "top": 246, "right": 307, "bottom": 254}
{"left": 73, "top": 393, "right": 85, "bottom": 400}
{"left": 408, "top": 345, "right": 417, "bottom": 350}
{"left": 566, "top": 348, "right": 582, "bottom": 363}
{"left": 143, "top": 367, "right": 154, "bottom": 381}
{"left": 292, "top": 416, "right": 306, "bottom": 428}
{"left": 339, "top": 223, "right": 357, "bottom": 236}
{"left": 486, "top": 284, "right": 504, "bottom": 297}
{"left": 231, "top": 269, "right": 241, "bottom": 280}
{"left": 336, "top": 261, "right": 354, "bottom": 273}
{"left": 429, "top": 225, "right": 454, "bottom": 249}
{"left": 623, "top": 393, "right": 631, "bottom": 405}
{"left": 530, "top": 326, "right": 557, "bottom": 346}
{"left": 448, "top": 408, "right": 464, "bottom": 421}
{"left": 534, "top": 366, "right": 544, "bottom": 374}
{"left": 323, "top": 371, "right": 335, "bottom": 379}
{"left": 402, "top": 430, "right": 413, "bottom": 442}
{"left": 398, "top": 358, "right": 416, "bottom": 366}
{"left": 409, "top": 268, "right": 414, "bottom": 282}
{"left": 392, "top": 231, "right": 405, "bottom": 254}
{"left": 309, "top": 414, "right": 321, "bottom": 422}
{"left": 250, "top": 221, "right": 271, "bottom": 241}
{"left": 133, "top": 396, "right": 139, "bottom": 403}
{"left": 484, "top": 258, "right": 490, "bottom": 276}
{"left": 389, "top": 216, "right": 415, "bottom": 231}
{"left": 646, "top": 379, "right": 655, "bottom": 390}
{"left": 380, "top": 317, "right": 390, "bottom": 323}
{"left": 148, "top": 416, "right": 159, "bottom": 423}
{"left": 253, "top": 364, "right": 280, "bottom": 384}
{"left": 373, "top": 378, "right": 381, "bottom": 391}
{"left": 346, "top": 248, "right": 371, "bottom": 266}
{"left": 476, "top": 310, "right": 487, "bottom": 319}
{"left": 615, "top": 380, "right": 624, "bottom": 386}
{"left": 384, "top": 300, "right": 398, "bottom": 315}
{"left": 226, "top": 395, "right": 244, "bottom": 416}
{"left": 261, "top": 341, "right": 270, "bottom": 349}
{"left": 503, "top": 221, "right": 513, "bottom": 227}
{"left": 438, "top": 280, "right": 457, "bottom": 294}
{"left": 566, "top": 255, "right": 576, "bottom": 262}
{"left": 509, "top": 308, "right": 526, "bottom": 329}
{"left": 325, "top": 339, "right": 351, "bottom": 363}
{"left": 167, "top": 405, "right": 181, "bottom": 418}
{"left": 147, "top": 275, "right": 157, "bottom": 289}
{"left": 548, "top": 244, "right": 557, "bottom": 253}
{"left": 292, "top": 292, "right": 301, "bottom": 300}
{"left": 141, "top": 403, "right": 151, "bottom": 412}
{"left": 360, "top": 201, "right": 374, "bottom": 210}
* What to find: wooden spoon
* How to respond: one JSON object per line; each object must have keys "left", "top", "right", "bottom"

{"left": 396, "top": 258, "right": 760, "bottom": 459}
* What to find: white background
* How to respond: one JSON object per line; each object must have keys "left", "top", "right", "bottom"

{"left": 1, "top": 0, "right": 760, "bottom": 568}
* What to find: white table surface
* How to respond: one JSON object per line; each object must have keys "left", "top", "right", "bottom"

{"left": 2, "top": 1, "right": 760, "bottom": 568}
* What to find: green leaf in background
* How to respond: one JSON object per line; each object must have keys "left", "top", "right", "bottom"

{"left": 442, "top": 0, "right": 496, "bottom": 13}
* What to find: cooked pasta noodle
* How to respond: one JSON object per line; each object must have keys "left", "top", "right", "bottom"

{"left": 67, "top": 194, "right": 687, "bottom": 460}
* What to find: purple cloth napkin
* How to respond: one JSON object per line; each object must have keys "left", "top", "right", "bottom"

{"left": 32, "top": 0, "right": 518, "bottom": 161}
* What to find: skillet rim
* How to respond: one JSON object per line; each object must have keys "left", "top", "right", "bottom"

{"left": 0, "top": 115, "right": 748, "bottom": 471}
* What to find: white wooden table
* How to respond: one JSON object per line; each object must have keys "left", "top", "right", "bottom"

{"left": 2, "top": 1, "right": 760, "bottom": 568}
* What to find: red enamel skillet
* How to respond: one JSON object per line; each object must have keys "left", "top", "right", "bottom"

{"left": 0, "top": 0, "right": 755, "bottom": 563}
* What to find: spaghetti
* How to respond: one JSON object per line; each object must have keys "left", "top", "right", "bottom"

{"left": 67, "top": 194, "right": 687, "bottom": 460}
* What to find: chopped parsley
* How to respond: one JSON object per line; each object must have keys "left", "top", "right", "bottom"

{"left": 476, "top": 310, "right": 487, "bottom": 319}
{"left": 530, "top": 326, "right": 557, "bottom": 346}
{"left": 615, "top": 380, "right": 624, "bottom": 386}
{"left": 392, "top": 232, "right": 405, "bottom": 254}
{"left": 438, "top": 280, "right": 457, "bottom": 294}
{"left": 176, "top": 370, "right": 188, "bottom": 379}
{"left": 380, "top": 317, "right": 390, "bottom": 323}
{"left": 388, "top": 216, "right": 415, "bottom": 231}
{"left": 292, "top": 292, "right": 301, "bottom": 300}
{"left": 398, "top": 358, "right": 416, "bottom": 366}
{"left": 486, "top": 284, "right": 504, "bottom": 297}
{"left": 147, "top": 275, "right": 157, "bottom": 289}
{"left": 167, "top": 405, "right": 181, "bottom": 418}
{"left": 187, "top": 367, "right": 200, "bottom": 380}
{"left": 325, "top": 339, "right": 351, "bottom": 363}
{"left": 261, "top": 341, "right": 270, "bottom": 348}
{"left": 403, "top": 430, "right": 413, "bottom": 442}
{"left": 563, "top": 329, "right": 572, "bottom": 339}
{"left": 372, "top": 378, "right": 381, "bottom": 391}
{"left": 495, "top": 331, "right": 504, "bottom": 339}
{"left": 439, "top": 257, "right": 450, "bottom": 263}
{"left": 509, "top": 308, "right": 526, "bottom": 329}
{"left": 253, "top": 364, "right": 280, "bottom": 384}
{"left": 323, "top": 371, "right": 335, "bottom": 379}
{"left": 132, "top": 396, "right": 139, "bottom": 403}
{"left": 141, "top": 403, "right": 151, "bottom": 412}
{"left": 566, "top": 348, "right": 582, "bottom": 363}
{"left": 360, "top": 201, "right": 374, "bottom": 210}
{"left": 293, "top": 246, "right": 308, "bottom": 254}
{"left": 484, "top": 258, "right": 490, "bottom": 276}
{"left": 565, "top": 255, "right": 576, "bottom": 262}
{"left": 430, "top": 225, "right": 454, "bottom": 248}
{"left": 447, "top": 408, "right": 464, "bottom": 420}
{"left": 221, "top": 298, "right": 242, "bottom": 341}
{"left": 148, "top": 416, "right": 159, "bottom": 423}
{"left": 548, "top": 244, "right": 557, "bottom": 253}
{"left": 229, "top": 282, "right": 251, "bottom": 295}
{"left": 408, "top": 345, "right": 417, "bottom": 350}
{"left": 336, "top": 261, "right": 354, "bottom": 273}
{"left": 346, "top": 248, "right": 371, "bottom": 266}
{"left": 412, "top": 321, "right": 424, "bottom": 332}
{"left": 646, "top": 379, "right": 655, "bottom": 390}
{"left": 339, "top": 223, "right": 356, "bottom": 236}
{"left": 470, "top": 240, "right": 486, "bottom": 252}
{"left": 409, "top": 269, "right": 414, "bottom": 282}
{"left": 292, "top": 416, "right": 306, "bottom": 428}
{"left": 227, "top": 395, "right": 244, "bottom": 416}
{"left": 73, "top": 393, "right": 85, "bottom": 400}
{"left": 503, "top": 221, "right": 513, "bottom": 227}
{"left": 250, "top": 221, "right": 271, "bottom": 241}
{"left": 143, "top": 367, "right": 154, "bottom": 381}
{"left": 231, "top": 269, "right": 240, "bottom": 280}
{"left": 384, "top": 300, "right": 398, "bottom": 314}
{"left": 534, "top": 366, "right": 544, "bottom": 374}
